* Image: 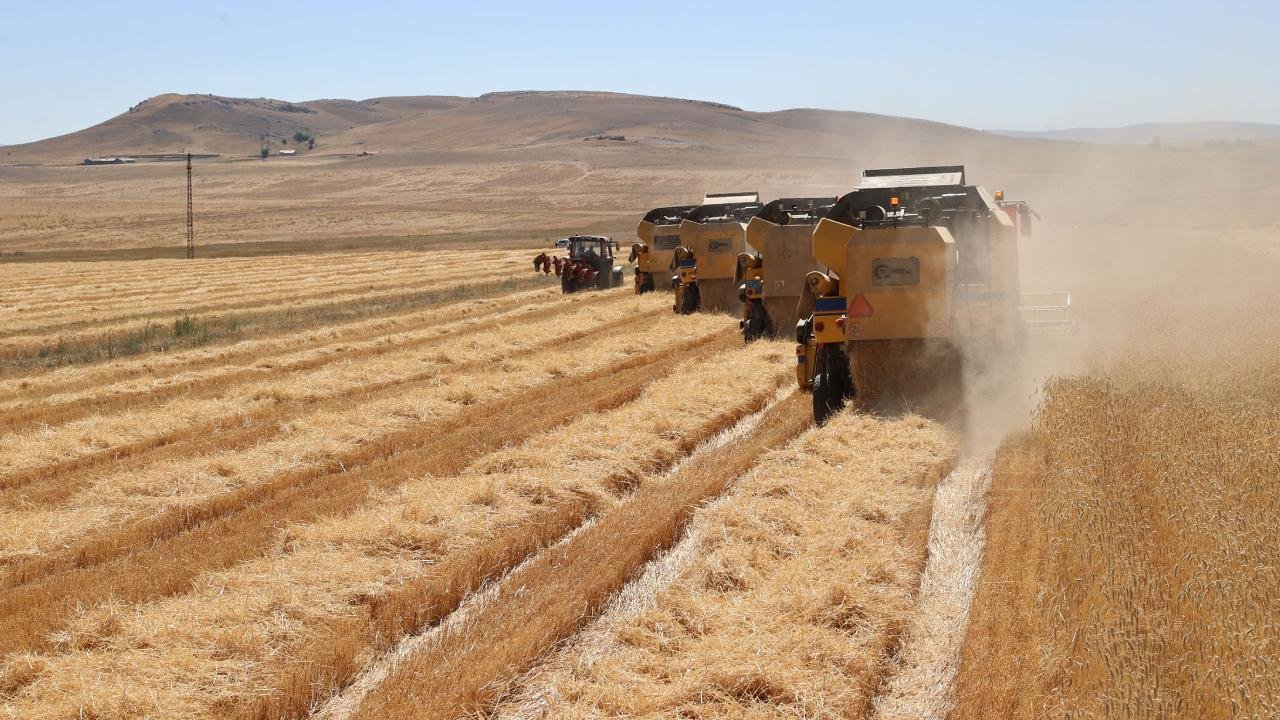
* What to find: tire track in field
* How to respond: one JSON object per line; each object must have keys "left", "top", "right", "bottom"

{"left": 869, "top": 457, "right": 994, "bottom": 720}
{"left": 334, "top": 391, "right": 811, "bottom": 720}
{"left": 249, "top": 364, "right": 795, "bottom": 720}
{"left": 0, "top": 330, "right": 740, "bottom": 659}
{"left": 0, "top": 285, "right": 577, "bottom": 432}
{"left": 0, "top": 291, "right": 641, "bottom": 501}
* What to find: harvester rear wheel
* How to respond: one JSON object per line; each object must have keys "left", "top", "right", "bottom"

{"left": 812, "top": 345, "right": 853, "bottom": 425}
{"left": 635, "top": 271, "right": 655, "bottom": 295}
{"left": 678, "top": 283, "right": 700, "bottom": 315}
{"left": 743, "top": 301, "right": 772, "bottom": 342}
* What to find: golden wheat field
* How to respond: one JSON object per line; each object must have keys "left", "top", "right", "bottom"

{"left": 2, "top": 234, "right": 1277, "bottom": 720}
{"left": 950, "top": 284, "right": 1280, "bottom": 720}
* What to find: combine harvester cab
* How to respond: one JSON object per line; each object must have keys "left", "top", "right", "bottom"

{"left": 672, "top": 192, "right": 764, "bottom": 315}
{"left": 533, "top": 235, "right": 625, "bottom": 293}
{"left": 632, "top": 204, "right": 697, "bottom": 294}
{"left": 797, "top": 165, "right": 1070, "bottom": 423}
{"left": 739, "top": 196, "right": 836, "bottom": 342}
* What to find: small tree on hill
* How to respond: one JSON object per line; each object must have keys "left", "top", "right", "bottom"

{"left": 260, "top": 147, "right": 269, "bottom": 160}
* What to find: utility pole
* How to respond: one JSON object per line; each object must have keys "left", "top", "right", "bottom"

{"left": 186, "top": 152, "right": 195, "bottom": 259}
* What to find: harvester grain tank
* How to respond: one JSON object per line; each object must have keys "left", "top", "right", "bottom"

{"left": 533, "top": 235, "right": 625, "bottom": 293}
{"left": 632, "top": 205, "right": 698, "bottom": 294}
{"left": 737, "top": 196, "right": 836, "bottom": 341}
{"left": 796, "top": 165, "right": 1070, "bottom": 423}
{"left": 672, "top": 192, "right": 764, "bottom": 314}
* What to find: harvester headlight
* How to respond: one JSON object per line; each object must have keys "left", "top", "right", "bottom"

{"left": 890, "top": 196, "right": 900, "bottom": 207}
{"left": 995, "top": 190, "right": 1005, "bottom": 202}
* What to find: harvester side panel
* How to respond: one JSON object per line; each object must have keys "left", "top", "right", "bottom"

{"left": 748, "top": 220, "right": 822, "bottom": 333}
{"left": 677, "top": 220, "right": 751, "bottom": 280}
{"left": 677, "top": 219, "right": 756, "bottom": 313}
{"left": 635, "top": 220, "right": 679, "bottom": 275}
{"left": 761, "top": 225, "right": 820, "bottom": 299}
{"left": 811, "top": 218, "right": 850, "bottom": 272}
{"left": 842, "top": 226, "right": 956, "bottom": 341}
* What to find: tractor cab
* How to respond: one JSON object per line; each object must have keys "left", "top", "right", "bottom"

{"left": 533, "top": 235, "right": 624, "bottom": 293}
{"left": 567, "top": 235, "right": 617, "bottom": 261}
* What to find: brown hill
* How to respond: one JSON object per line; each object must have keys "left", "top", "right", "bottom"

{"left": 0, "top": 93, "right": 470, "bottom": 162}
{"left": 4, "top": 90, "right": 1023, "bottom": 164}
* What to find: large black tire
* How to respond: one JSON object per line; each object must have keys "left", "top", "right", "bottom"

{"left": 678, "top": 283, "right": 700, "bottom": 315}
{"left": 561, "top": 270, "right": 575, "bottom": 294}
{"left": 635, "top": 271, "right": 655, "bottom": 295}
{"left": 812, "top": 346, "right": 854, "bottom": 425}
{"left": 742, "top": 301, "right": 771, "bottom": 342}
{"left": 812, "top": 371, "right": 840, "bottom": 426}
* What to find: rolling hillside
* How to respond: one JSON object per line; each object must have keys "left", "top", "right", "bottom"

{"left": 0, "top": 94, "right": 469, "bottom": 162}
{"left": 3, "top": 91, "right": 1019, "bottom": 164}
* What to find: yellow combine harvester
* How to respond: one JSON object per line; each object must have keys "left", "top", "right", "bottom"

{"left": 672, "top": 192, "right": 764, "bottom": 314}
{"left": 796, "top": 165, "right": 1069, "bottom": 423}
{"left": 737, "top": 196, "right": 836, "bottom": 341}
{"left": 632, "top": 204, "right": 698, "bottom": 294}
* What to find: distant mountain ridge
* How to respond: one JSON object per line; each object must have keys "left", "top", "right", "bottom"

{"left": 1, "top": 90, "right": 1004, "bottom": 164}
{"left": 4, "top": 90, "right": 1275, "bottom": 165}
{"left": 988, "top": 121, "right": 1280, "bottom": 145}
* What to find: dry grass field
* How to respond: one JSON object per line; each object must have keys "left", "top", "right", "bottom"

{"left": 3, "top": 89, "right": 1279, "bottom": 719}
{"left": 951, "top": 269, "right": 1280, "bottom": 718}
{"left": 0, "top": 245, "right": 970, "bottom": 719}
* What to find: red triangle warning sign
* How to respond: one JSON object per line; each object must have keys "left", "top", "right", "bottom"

{"left": 850, "top": 293, "right": 874, "bottom": 318}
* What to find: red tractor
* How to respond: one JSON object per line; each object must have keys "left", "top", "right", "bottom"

{"left": 533, "top": 235, "right": 625, "bottom": 293}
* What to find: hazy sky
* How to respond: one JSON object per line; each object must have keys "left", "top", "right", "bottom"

{"left": 1, "top": 0, "right": 1275, "bottom": 145}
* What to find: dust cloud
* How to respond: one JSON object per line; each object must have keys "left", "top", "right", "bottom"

{"left": 957, "top": 140, "right": 1280, "bottom": 452}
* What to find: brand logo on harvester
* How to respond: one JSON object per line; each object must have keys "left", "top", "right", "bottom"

{"left": 708, "top": 240, "right": 731, "bottom": 252}
{"left": 872, "top": 257, "right": 920, "bottom": 285}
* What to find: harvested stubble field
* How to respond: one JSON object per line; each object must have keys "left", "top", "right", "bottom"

{"left": 0, "top": 246, "right": 974, "bottom": 720}
{"left": 4, "top": 234, "right": 1277, "bottom": 720}
{"left": 0, "top": 248, "right": 545, "bottom": 372}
